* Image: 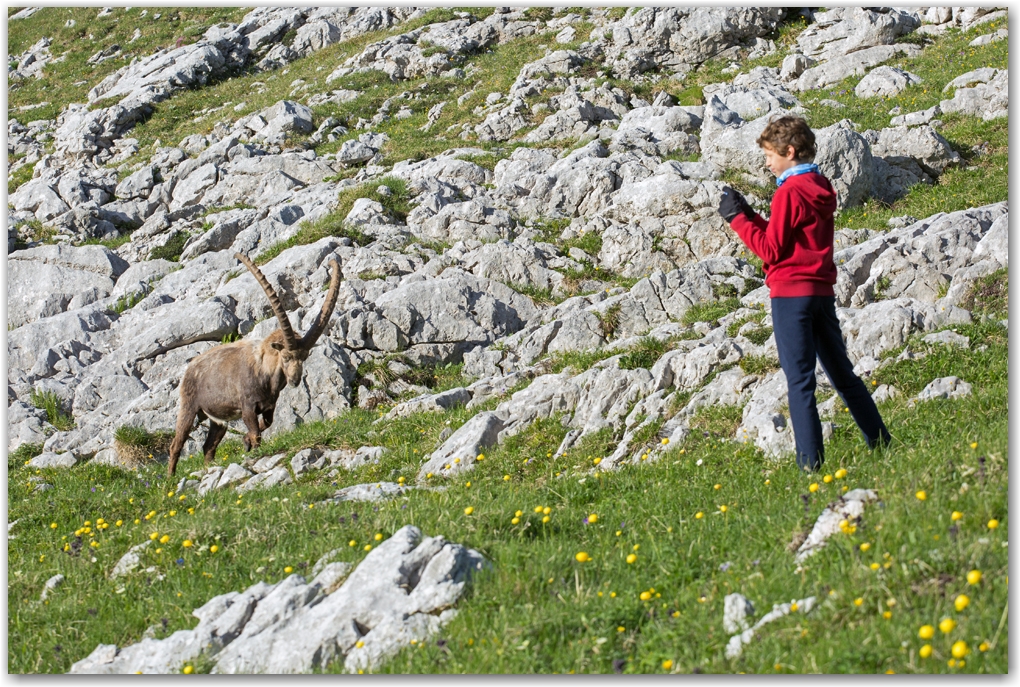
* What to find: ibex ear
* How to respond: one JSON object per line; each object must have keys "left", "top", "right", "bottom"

{"left": 270, "top": 342, "right": 285, "bottom": 351}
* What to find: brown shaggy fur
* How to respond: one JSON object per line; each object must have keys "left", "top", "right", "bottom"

{"left": 167, "top": 255, "right": 341, "bottom": 476}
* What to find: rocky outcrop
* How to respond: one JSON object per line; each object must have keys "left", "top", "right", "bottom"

{"left": 787, "top": 7, "right": 923, "bottom": 91}
{"left": 940, "top": 68, "right": 1008, "bottom": 121}
{"left": 328, "top": 15, "right": 499, "bottom": 83}
{"left": 598, "top": 7, "right": 785, "bottom": 79}
{"left": 69, "top": 525, "right": 485, "bottom": 674}
{"left": 6, "top": 5, "right": 1008, "bottom": 480}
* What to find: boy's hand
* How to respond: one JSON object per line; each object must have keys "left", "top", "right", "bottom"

{"left": 718, "top": 186, "right": 753, "bottom": 223}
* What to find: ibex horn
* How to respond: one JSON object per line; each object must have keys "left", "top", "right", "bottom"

{"left": 234, "top": 252, "right": 299, "bottom": 352}
{"left": 299, "top": 258, "right": 342, "bottom": 351}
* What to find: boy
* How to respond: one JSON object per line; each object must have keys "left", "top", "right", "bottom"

{"left": 717, "top": 115, "right": 891, "bottom": 472}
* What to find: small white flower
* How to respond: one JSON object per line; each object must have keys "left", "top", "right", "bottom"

{"left": 696, "top": 459, "right": 704, "bottom": 466}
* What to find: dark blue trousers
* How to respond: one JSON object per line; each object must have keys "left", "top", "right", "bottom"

{"left": 771, "top": 296, "right": 891, "bottom": 471}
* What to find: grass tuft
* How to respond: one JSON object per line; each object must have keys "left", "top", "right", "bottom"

{"left": 30, "top": 389, "right": 74, "bottom": 432}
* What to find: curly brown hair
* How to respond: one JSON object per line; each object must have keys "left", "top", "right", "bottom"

{"left": 756, "top": 115, "right": 817, "bottom": 162}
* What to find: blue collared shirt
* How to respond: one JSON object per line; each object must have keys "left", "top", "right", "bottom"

{"left": 776, "top": 162, "right": 820, "bottom": 187}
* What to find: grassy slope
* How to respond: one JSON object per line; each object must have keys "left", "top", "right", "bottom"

{"left": 6, "top": 10, "right": 1009, "bottom": 675}
{"left": 7, "top": 7, "right": 253, "bottom": 124}
{"left": 8, "top": 315, "right": 1008, "bottom": 674}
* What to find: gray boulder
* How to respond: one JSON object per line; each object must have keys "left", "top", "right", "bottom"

{"left": 854, "top": 66, "right": 922, "bottom": 98}
{"left": 9, "top": 177, "right": 71, "bottom": 222}
{"left": 28, "top": 451, "right": 77, "bottom": 469}
{"left": 384, "top": 388, "right": 471, "bottom": 420}
{"left": 835, "top": 202, "right": 1006, "bottom": 307}
{"left": 473, "top": 97, "right": 530, "bottom": 142}
{"left": 415, "top": 197, "right": 515, "bottom": 244}
{"left": 115, "top": 165, "right": 160, "bottom": 200}
{"left": 922, "top": 330, "right": 970, "bottom": 349}
{"left": 237, "top": 467, "right": 293, "bottom": 493}
{"left": 87, "top": 37, "right": 242, "bottom": 111}
{"left": 53, "top": 103, "right": 140, "bottom": 163}
{"left": 940, "top": 68, "right": 1008, "bottom": 121}
{"left": 217, "top": 463, "right": 253, "bottom": 490}
{"left": 416, "top": 411, "right": 504, "bottom": 481}
{"left": 867, "top": 125, "right": 961, "bottom": 177}
{"left": 812, "top": 120, "right": 874, "bottom": 210}
{"left": 889, "top": 104, "right": 942, "bottom": 128}
{"left": 336, "top": 139, "right": 376, "bottom": 165}
{"left": 494, "top": 141, "right": 622, "bottom": 220}
{"left": 703, "top": 67, "right": 799, "bottom": 120}
{"left": 8, "top": 304, "right": 114, "bottom": 376}
{"left": 327, "top": 482, "right": 411, "bottom": 503}
{"left": 942, "top": 67, "right": 1001, "bottom": 93}
{"left": 795, "top": 7, "right": 920, "bottom": 62}
{"left": 8, "top": 244, "right": 128, "bottom": 327}
{"left": 735, "top": 370, "right": 795, "bottom": 458}
{"left": 253, "top": 100, "right": 315, "bottom": 145}
{"left": 610, "top": 105, "right": 702, "bottom": 156}
{"left": 291, "top": 448, "right": 326, "bottom": 476}
{"left": 367, "top": 270, "right": 538, "bottom": 352}
{"left": 913, "top": 376, "right": 973, "bottom": 404}
{"left": 169, "top": 163, "right": 219, "bottom": 212}
{"left": 452, "top": 237, "right": 570, "bottom": 295}
{"left": 792, "top": 44, "right": 922, "bottom": 91}
{"left": 601, "top": 7, "right": 783, "bottom": 79}
{"left": 840, "top": 298, "right": 973, "bottom": 365}
{"left": 69, "top": 526, "right": 484, "bottom": 674}
{"left": 8, "top": 401, "right": 51, "bottom": 453}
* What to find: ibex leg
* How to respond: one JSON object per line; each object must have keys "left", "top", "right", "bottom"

{"left": 168, "top": 401, "right": 199, "bottom": 477}
{"left": 241, "top": 404, "right": 262, "bottom": 452}
{"left": 202, "top": 423, "right": 228, "bottom": 467}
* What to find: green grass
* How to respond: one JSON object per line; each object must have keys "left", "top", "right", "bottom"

{"left": 960, "top": 268, "right": 1007, "bottom": 319}
{"left": 10, "top": 443, "right": 45, "bottom": 470}
{"left": 682, "top": 298, "right": 743, "bottom": 327}
{"left": 798, "top": 24, "right": 1008, "bottom": 228}
{"left": 148, "top": 231, "right": 189, "bottom": 262}
{"left": 88, "top": 11, "right": 556, "bottom": 170}
{"left": 113, "top": 425, "right": 174, "bottom": 450}
{"left": 726, "top": 312, "right": 766, "bottom": 338}
{"left": 10, "top": 219, "right": 57, "bottom": 249}
{"left": 5, "top": 8, "right": 1012, "bottom": 676}
{"left": 508, "top": 283, "right": 559, "bottom": 306}
{"left": 743, "top": 327, "right": 774, "bottom": 347}
{"left": 546, "top": 349, "right": 618, "bottom": 375}
{"left": 7, "top": 7, "right": 252, "bottom": 123}
{"left": 618, "top": 336, "right": 673, "bottom": 371}
{"left": 356, "top": 357, "right": 470, "bottom": 400}
{"left": 595, "top": 303, "right": 623, "bottom": 340}
{"left": 30, "top": 389, "right": 74, "bottom": 432}
{"left": 738, "top": 354, "right": 781, "bottom": 376}
{"left": 254, "top": 175, "right": 410, "bottom": 264}
{"left": 8, "top": 316, "right": 1006, "bottom": 673}
{"left": 108, "top": 290, "right": 146, "bottom": 316}
{"left": 82, "top": 233, "right": 134, "bottom": 251}
{"left": 8, "top": 162, "right": 35, "bottom": 194}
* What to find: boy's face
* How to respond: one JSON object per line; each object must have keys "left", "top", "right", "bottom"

{"left": 761, "top": 143, "right": 800, "bottom": 177}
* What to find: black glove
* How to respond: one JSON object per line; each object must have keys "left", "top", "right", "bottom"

{"left": 718, "top": 186, "right": 753, "bottom": 223}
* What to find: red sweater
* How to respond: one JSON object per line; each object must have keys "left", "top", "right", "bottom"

{"left": 730, "top": 172, "right": 839, "bottom": 298}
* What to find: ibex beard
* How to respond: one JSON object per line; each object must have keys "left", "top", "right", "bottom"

{"left": 166, "top": 252, "right": 341, "bottom": 477}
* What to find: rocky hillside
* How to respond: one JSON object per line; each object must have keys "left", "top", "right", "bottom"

{"left": 8, "top": 7, "right": 1009, "bottom": 675}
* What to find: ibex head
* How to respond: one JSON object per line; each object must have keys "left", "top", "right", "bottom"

{"left": 234, "top": 252, "right": 342, "bottom": 387}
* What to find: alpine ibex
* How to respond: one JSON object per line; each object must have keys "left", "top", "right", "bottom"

{"left": 167, "top": 252, "right": 342, "bottom": 477}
